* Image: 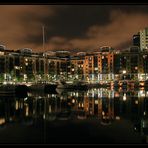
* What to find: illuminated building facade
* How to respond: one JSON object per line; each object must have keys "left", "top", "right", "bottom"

{"left": 98, "top": 46, "right": 114, "bottom": 81}
{"left": 83, "top": 46, "right": 114, "bottom": 82}
{"left": 133, "top": 34, "right": 140, "bottom": 47}
{"left": 140, "top": 28, "right": 148, "bottom": 51}
{"left": 1, "top": 45, "right": 148, "bottom": 83}
{"left": 83, "top": 53, "right": 95, "bottom": 82}
{"left": 134, "top": 28, "right": 148, "bottom": 51}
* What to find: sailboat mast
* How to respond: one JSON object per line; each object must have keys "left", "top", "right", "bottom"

{"left": 42, "top": 26, "right": 45, "bottom": 51}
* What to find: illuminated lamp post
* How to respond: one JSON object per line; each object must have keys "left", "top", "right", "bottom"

{"left": 143, "top": 55, "right": 147, "bottom": 81}
{"left": 122, "top": 70, "right": 127, "bottom": 80}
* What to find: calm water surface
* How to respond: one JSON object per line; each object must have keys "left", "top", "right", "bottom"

{"left": 0, "top": 87, "right": 148, "bottom": 144}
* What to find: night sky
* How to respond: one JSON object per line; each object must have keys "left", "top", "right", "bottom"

{"left": 1, "top": 5, "right": 148, "bottom": 52}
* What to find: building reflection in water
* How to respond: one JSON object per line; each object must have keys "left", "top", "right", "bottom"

{"left": 0, "top": 88, "right": 148, "bottom": 142}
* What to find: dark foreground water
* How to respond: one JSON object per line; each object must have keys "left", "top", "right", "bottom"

{"left": 0, "top": 87, "right": 148, "bottom": 144}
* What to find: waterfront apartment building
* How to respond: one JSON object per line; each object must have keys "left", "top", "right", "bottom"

{"left": 0, "top": 45, "right": 148, "bottom": 83}
{"left": 114, "top": 46, "right": 141, "bottom": 81}
{"left": 83, "top": 46, "right": 114, "bottom": 82}
{"left": 133, "top": 27, "right": 148, "bottom": 51}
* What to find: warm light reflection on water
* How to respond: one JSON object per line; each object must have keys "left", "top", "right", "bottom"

{"left": 0, "top": 88, "right": 148, "bottom": 144}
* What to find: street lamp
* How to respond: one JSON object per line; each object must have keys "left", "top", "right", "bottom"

{"left": 122, "top": 70, "right": 127, "bottom": 80}
{"left": 122, "top": 70, "right": 126, "bottom": 74}
{"left": 123, "top": 93, "right": 127, "bottom": 101}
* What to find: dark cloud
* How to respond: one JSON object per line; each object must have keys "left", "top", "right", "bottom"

{"left": 43, "top": 5, "right": 112, "bottom": 39}
{"left": 0, "top": 5, "right": 148, "bottom": 52}
{"left": 28, "top": 5, "right": 148, "bottom": 51}
{"left": 114, "top": 40, "right": 132, "bottom": 51}
{"left": 43, "top": 5, "right": 148, "bottom": 39}
{"left": 25, "top": 5, "right": 113, "bottom": 45}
